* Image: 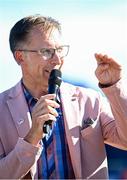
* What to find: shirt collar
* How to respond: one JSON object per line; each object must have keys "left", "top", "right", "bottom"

{"left": 21, "top": 80, "right": 61, "bottom": 104}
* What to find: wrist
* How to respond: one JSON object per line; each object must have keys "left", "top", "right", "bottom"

{"left": 99, "top": 79, "right": 121, "bottom": 88}
{"left": 98, "top": 82, "right": 113, "bottom": 88}
{"left": 24, "top": 133, "right": 40, "bottom": 146}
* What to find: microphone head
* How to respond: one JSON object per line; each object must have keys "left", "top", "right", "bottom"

{"left": 48, "top": 69, "right": 62, "bottom": 87}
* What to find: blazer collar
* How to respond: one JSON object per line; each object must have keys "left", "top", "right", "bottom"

{"left": 60, "top": 82, "right": 82, "bottom": 178}
{"left": 7, "top": 81, "right": 31, "bottom": 137}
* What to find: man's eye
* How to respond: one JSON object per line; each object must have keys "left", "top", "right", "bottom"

{"left": 44, "top": 49, "right": 51, "bottom": 54}
{"left": 41, "top": 49, "right": 52, "bottom": 56}
{"left": 57, "top": 48, "right": 63, "bottom": 53}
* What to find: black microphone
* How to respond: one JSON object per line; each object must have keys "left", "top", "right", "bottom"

{"left": 43, "top": 69, "right": 62, "bottom": 133}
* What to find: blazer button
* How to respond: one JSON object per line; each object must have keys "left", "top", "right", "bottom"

{"left": 18, "top": 118, "right": 24, "bottom": 124}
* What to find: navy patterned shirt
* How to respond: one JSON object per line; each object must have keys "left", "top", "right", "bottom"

{"left": 22, "top": 82, "right": 75, "bottom": 179}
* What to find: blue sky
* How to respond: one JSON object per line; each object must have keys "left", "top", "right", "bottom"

{"left": 0, "top": 0, "right": 127, "bottom": 92}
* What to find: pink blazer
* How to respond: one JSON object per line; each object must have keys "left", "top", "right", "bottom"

{"left": 0, "top": 80, "right": 127, "bottom": 179}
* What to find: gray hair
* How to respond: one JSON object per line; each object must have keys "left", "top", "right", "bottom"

{"left": 9, "top": 14, "right": 61, "bottom": 53}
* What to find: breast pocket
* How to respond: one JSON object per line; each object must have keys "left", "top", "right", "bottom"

{"left": 81, "top": 117, "right": 99, "bottom": 137}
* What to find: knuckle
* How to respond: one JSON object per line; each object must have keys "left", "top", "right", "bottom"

{"left": 45, "top": 105, "right": 51, "bottom": 113}
{"left": 47, "top": 114, "right": 50, "bottom": 119}
{"left": 43, "top": 98, "right": 48, "bottom": 105}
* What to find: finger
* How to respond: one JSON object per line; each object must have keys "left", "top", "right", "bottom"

{"left": 95, "top": 53, "right": 110, "bottom": 64}
{"left": 44, "top": 114, "right": 57, "bottom": 122}
{"left": 36, "top": 99, "right": 60, "bottom": 114}
{"left": 95, "top": 63, "right": 109, "bottom": 76}
{"left": 37, "top": 94, "right": 57, "bottom": 104}
{"left": 44, "top": 99, "right": 60, "bottom": 108}
{"left": 34, "top": 105, "right": 59, "bottom": 117}
{"left": 47, "top": 106, "right": 59, "bottom": 116}
{"left": 43, "top": 94, "right": 56, "bottom": 99}
{"left": 95, "top": 53, "right": 121, "bottom": 67}
{"left": 32, "top": 99, "right": 59, "bottom": 118}
{"left": 107, "top": 57, "right": 122, "bottom": 69}
{"left": 95, "top": 53, "right": 105, "bottom": 65}
{"left": 37, "top": 114, "right": 57, "bottom": 124}
{"left": 34, "top": 96, "right": 60, "bottom": 111}
{"left": 39, "top": 94, "right": 56, "bottom": 102}
{"left": 37, "top": 98, "right": 60, "bottom": 109}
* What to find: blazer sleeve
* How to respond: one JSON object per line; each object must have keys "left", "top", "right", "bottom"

{"left": 100, "top": 79, "right": 127, "bottom": 149}
{"left": 0, "top": 137, "right": 42, "bottom": 179}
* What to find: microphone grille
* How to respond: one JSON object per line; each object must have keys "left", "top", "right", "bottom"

{"left": 50, "top": 69, "right": 61, "bottom": 78}
{"left": 48, "top": 69, "right": 62, "bottom": 87}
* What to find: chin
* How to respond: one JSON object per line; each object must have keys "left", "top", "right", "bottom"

{"left": 43, "top": 81, "right": 48, "bottom": 88}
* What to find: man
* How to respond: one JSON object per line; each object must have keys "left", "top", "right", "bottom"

{"left": 0, "top": 14, "right": 127, "bottom": 179}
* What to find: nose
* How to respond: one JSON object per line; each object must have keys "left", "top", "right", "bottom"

{"left": 50, "top": 52, "right": 62, "bottom": 65}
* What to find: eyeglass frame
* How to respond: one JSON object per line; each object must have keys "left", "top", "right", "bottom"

{"left": 15, "top": 45, "right": 70, "bottom": 61}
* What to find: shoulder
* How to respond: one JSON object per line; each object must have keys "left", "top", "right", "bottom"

{"left": 61, "top": 81, "right": 102, "bottom": 100}
{"left": 0, "top": 81, "right": 22, "bottom": 106}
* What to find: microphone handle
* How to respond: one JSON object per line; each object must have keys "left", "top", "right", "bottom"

{"left": 43, "top": 85, "right": 59, "bottom": 134}
{"left": 43, "top": 120, "right": 52, "bottom": 134}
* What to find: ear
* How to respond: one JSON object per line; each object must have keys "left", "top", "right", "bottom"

{"left": 14, "top": 51, "right": 24, "bottom": 65}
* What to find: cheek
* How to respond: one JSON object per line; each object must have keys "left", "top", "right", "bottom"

{"left": 23, "top": 54, "right": 48, "bottom": 78}
{"left": 23, "top": 60, "right": 42, "bottom": 77}
{"left": 30, "top": 57, "right": 45, "bottom": 72}
{"left": 37, "top": 61, "right": 49, "bottom": 78}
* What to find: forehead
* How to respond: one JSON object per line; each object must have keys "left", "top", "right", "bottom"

{"left": 28, "top": 26, "right": 63, "bottom": 46}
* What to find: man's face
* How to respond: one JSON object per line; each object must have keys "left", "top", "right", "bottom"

{"left": 19, "top": 26, "right": 64, "bottom": 90}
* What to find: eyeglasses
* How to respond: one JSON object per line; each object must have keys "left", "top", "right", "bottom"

{"left": 16, "top": 45, "right": 70, "bottom": 61}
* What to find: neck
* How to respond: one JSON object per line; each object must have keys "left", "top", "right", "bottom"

{"left": 22, "top": 78, "right": 48, "bottom": 99}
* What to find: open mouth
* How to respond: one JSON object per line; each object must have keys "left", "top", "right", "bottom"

{"left": 45, "top": 69, "right": 52, "bottom": 78}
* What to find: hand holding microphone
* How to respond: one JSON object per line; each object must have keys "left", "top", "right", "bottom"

{"left": 24, "top": 69, "right": 62, "bottom": 145}
{"left": 43, "top": 69, "right": 62, "bottom": 133}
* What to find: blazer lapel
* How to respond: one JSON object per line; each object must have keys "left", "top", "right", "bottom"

{"left": 60, "top": 83, "right": 82, "bottom": 178}
{"left": 7, "top": 81, "right": 31, "bottom": 138}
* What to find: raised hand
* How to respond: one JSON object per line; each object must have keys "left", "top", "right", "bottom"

{"left": 94, "top": 53, "right": 122, "bottom": 85}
